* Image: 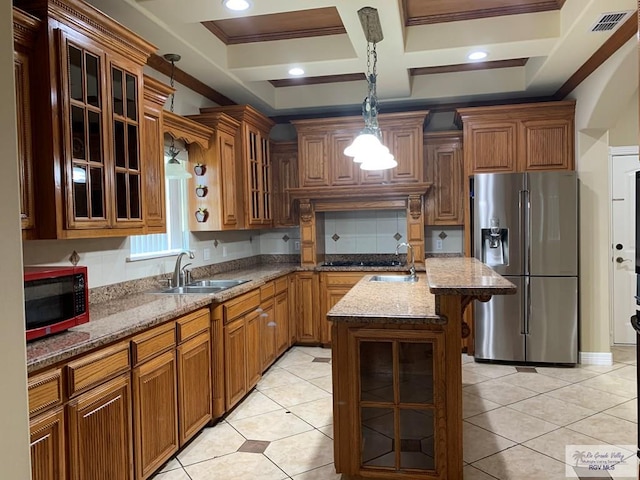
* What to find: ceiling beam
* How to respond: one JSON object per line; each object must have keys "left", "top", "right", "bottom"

{"left": 146, "top": 53, "right": 236, "bottom": 106}
{"left": 553, "top": 11, "right": 637, "bottom": 100}
{"left": 411, "top": 59, "right": 528, "bottom": 76}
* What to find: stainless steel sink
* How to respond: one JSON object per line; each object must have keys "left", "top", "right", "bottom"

{"left": 369, "top": 275, "right": 419, "bottom": 283}
{"left": 152, "top": 279, "right": 249, "bottom": 294}
{"left": 187, "top": 279, "right": 249, "bottom": 288}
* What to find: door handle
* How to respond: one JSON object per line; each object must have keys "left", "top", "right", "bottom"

{"left": 616, "top": 257, "right": 629, "bottom": 263}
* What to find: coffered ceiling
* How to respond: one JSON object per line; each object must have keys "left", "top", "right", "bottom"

{"left": 85, "top": 0, "right": 637, "bottom": 117}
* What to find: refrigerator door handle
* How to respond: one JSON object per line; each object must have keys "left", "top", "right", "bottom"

{"left": 524, "top": 276, "right": 531, "bottom": 335}
{"left": 523, "top": 189, "right": 531, "bottom": 275}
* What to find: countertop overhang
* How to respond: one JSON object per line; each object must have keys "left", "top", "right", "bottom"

{"left": 327, "top": 258, "right": 516, "bottom": 325}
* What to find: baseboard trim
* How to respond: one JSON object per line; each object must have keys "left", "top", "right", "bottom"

{"left": 579, "top": 351, "right": 613, "bottom": 366}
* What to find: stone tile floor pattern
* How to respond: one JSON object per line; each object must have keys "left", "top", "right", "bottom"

{"left": 152, "top": 345, "right": 638, "bottom": 480}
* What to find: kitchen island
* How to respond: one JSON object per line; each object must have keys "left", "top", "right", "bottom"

{"left": 327, "top": 257, "right": 516, "bottom": 480}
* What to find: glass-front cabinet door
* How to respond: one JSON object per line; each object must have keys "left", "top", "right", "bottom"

{"left": 59, "top": 30, "right": 145, "bottom": 232}
{"left": 356, "top": 330, "right": 446, "bottom": 478}
{"left": 110, "top": 62, "right": 143, "bottom": 227}
{"left": 61, "top": 32, "right": 109, "bottom": 229}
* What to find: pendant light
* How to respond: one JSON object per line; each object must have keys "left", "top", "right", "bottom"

{"left": 343, "top": 7, "right": 397, "bottom": 171}
{"left": 164, "top": 53, "right": 192, "bottom": 180}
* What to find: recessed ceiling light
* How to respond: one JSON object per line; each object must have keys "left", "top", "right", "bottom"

{"left": 468, "top": 51, "right": 488, "bottom": 61}
{"left": 223, "top": 0, "right": 250, "bottom": 11}
{"left": 288, "top": 67, "right": 305, "bottom": 76}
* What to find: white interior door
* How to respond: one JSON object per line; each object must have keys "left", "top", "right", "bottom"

{"left": 611, "top": 153, "right": 639, "bottom": 344}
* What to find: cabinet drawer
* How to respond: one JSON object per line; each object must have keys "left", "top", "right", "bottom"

{"left": 28, "top": 368, "right": 63, "bottom": 417}
{"left": 275, "top": 277, "right": 288, "bottom": 295}
{"left": 223, "top": 289, "right": 260, "bottom": 323}
{"left": 260, "top": 281, "right": 275, "bottom": 300}
{"left": 177, "top": 308, "right": 210, "bottom": 343}
{"left": 132, "top": 321, "right": 176, "bottom": 366}
{"left": 67, "top": 342, "right": 130, "bottom": 397}
{"left": 324, "top": 272, "right": 365, "bottom": 287}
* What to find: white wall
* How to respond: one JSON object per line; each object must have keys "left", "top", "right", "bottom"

{"left": 1, "top": 4, "right": 32, "bottom": 477}
{"left": 568, "top": 37, "right": 638, "bottom": 354}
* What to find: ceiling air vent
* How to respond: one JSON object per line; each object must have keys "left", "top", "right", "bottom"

{"left": 590, "top": 11, "right": 632, "bottom": 32}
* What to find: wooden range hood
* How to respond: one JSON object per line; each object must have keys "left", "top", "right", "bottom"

{"left": 288, "top": 183, "right": 432, "bottom": 267}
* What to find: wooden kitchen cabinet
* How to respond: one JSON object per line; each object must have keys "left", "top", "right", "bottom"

{"left": 271, "top": 141, "right": 299, "bottom": 227}
{"left": 332, "top": 325, "right": 447, "bottom": 479}
{"left": 320, "top": 272, "right": 365, "bottom": 345}
{"left": 292, "top": 111, "right": 429, "bottom": 189}
{"left": 15, "top": 0, "right": 157, "bottom": 239}
{"left": 182, "top": 111, "right": 242, "bottom": 231}
{"left": 28, "top": 368, "right": 65, "bottom": 480}
{"left": 274, "top": 277, "right": 290, "bottom": 356}
{"left": 142, "top": 75, "right": 173, "bottom": 234}
{"left": 224, "top": 316, "right": 248, "bottom": 409}
{"left": 222, "top": 288, "right": 262, "bottom": 409}
{"left": 13, "top": 8, "right": 39, "bottom": 239}
{"left": 131, "top": 322, "right": 178, "bottom": 480}
{"left": 176, "top": 308, "right": 212, "bottom": 445}
{"left": 296, "top": 271, "right": 321, "bottom": 344}
{"left": 197, "top": 105, "right": 275, "bottom": 228}
{"left": 456, "top": 101, "right": 575, "bottom": 175}
{"left": 424, "top": 131, "right": 464, "bottom": 225}
{"left": 67, "top": 373, "right": 133, "bottom": 480}
{"left": 259, "top": 282, "right": 277, "bottom": 371}
{"left": 30, "top": 406, "right": 65, "bottom": 480}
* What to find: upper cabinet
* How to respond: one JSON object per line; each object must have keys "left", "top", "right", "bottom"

{"left": 192, "top": 105, "right": 275, "bottom": 229}
{"left": 13, "top": 8, "right": 40, "bottom": 239}
{"left": 424, "top": 131, "right": 464, "bottom": 226}
{"left": 292, "top": 111, "right": 429, "bottom": 189}
{"left": 270, "top": 141, "right": 299, "bottom": 228}
{"left": 456, "top": 101, "right": 575, "bottom": 174}
{"left": 15, "top": 0, "right": 158, "bottom": 239}
{"left": 142, "top": 75, "right": 174, "bottom": 234}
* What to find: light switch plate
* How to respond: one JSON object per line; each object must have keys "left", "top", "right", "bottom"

{"left": 436, "top": 239, "right": 443, "bottom": 250}
{"left": 203, "top": 248, "right": 211, "bottom": 261}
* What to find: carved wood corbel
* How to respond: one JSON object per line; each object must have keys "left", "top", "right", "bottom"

{"left": 299, "top": 199, "right": 313, "bottom": 223}
{"left": 408, "top": 194, "right": 422, "bottom": 220}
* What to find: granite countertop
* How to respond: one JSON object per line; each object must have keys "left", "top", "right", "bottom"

{"left": 425, "top": 257, "right": 517, "bottom": 296}
{"left": 327, "top": 274, "right": 443, "bottom": 325}
{"left": 327, "top": 258, "right": 516, "bottom": 325}
{"left": 26, "top": 264, "right": 298, "bottom": 373}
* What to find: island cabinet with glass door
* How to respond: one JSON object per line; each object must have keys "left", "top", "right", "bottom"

{"left": 328, "top": 258, "right": 516, "bottom": 480}
{"left": 15, "top": 0, "right": 158, "bottom": 239}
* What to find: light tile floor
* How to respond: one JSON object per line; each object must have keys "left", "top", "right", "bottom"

{"left": 152, "top": 345, "right": 638, "bottom": 480}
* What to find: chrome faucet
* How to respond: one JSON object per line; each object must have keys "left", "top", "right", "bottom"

{"left": 395, "top": 242, "right": 416, "bottom": 278}
{"left": 172, "top": 251, "right": 195, "bottom": 287}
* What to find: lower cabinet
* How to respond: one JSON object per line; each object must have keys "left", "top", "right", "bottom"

{"left": 296, "top": 272, "right": 320, "bottom": 344}
{"left": 133, "top": 350, "right": 179, "bottom": 480}
{"left": 246, "top": 308, "right": 262, "bottom": 390}
{"left": 274, "top": 285, "right": 290, "bottom": 356}
{"left": 67, "top": 373, "right": 134, "bottom": 480}
{"left": 320, "top": 272, "right": 366, "bottom": 345}
{"left": 177, "top": 331, "right": 213, "bottom": 445}
{"left": 30, "top": 406, "right": 65, "bottom": 480}
{"left": 224, "top": 316, "right": 248, "bottom": 409}
{"left": 332, "top": 324, "right": 448, "bottom": 479}
{"left": 259, "top": 296, "right": 276, "bottom": 371}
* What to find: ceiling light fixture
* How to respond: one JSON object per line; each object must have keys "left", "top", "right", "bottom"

{"left": 163, "top": 53, "right": 192, "bottom": 180}
{"left": 343, "top": 6, "right": 397, "bottom": 171}
{"left": 288, "top": 67, "right": 305, "bottom": 76}
{"left": 223, "top": 0, "right": 250, "bottom": 12}
{"left": 468, "top": 51, "right": 488, "bottom": 61}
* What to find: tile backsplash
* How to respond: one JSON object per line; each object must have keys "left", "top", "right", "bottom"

{"left": 323, "top": 210, "right": 407, "bottom": 255}
{"left": 424, "top": 226, "right": 464, "bottom": 254}
{"left": 22, "top": 228, "right": 299, "bottom": 288}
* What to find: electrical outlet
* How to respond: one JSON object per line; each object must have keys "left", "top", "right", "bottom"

{"left": 294, "top": 241, "right": 300, "bottom": 251}
{"left": 436, "top": 239, "right": 443, "bottom": 250}
{"left": 222, "top": 246, "right": 228, "bottom": 257}
{"left": 203, "top": 248, "right": 211, "bottom": 261}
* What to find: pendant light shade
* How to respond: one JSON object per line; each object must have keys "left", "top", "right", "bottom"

{"left": 165, "top": 145, "right": 192, "bottom": 180}
{"left": 343, "top": 7, "right": 395, "bottom": 171}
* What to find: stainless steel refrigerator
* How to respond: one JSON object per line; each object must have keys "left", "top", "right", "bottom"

{"left": 472, "top": 171, "right": 578, "bottom": 364}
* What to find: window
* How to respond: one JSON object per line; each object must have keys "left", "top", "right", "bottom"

{"left": 129, "top": 175, "right": 189, "bottom": 260}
